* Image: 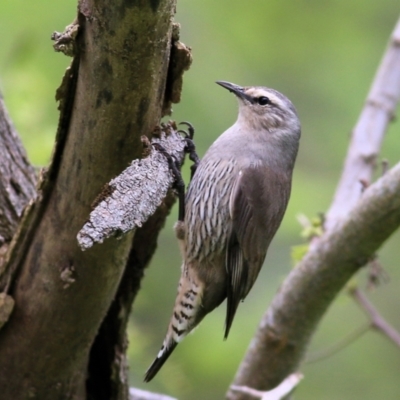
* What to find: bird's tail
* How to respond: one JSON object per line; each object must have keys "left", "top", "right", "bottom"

{"left": 144, "top": 266, "right": 203, "bottom": 382}
{"left": 144, "top": 339, "right": 178, "bottom": 382}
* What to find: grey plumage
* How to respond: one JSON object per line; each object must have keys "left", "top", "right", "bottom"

{"left": 144, "top": 81, "right": 301, "bottom": 382}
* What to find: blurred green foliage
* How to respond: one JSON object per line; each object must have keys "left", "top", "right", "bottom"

{"left": 1, "top": 1, "right": 400, "bottom": 399}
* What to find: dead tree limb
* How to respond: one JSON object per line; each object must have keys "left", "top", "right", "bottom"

{"left": 78, "top": 128, "right": 186, "bottom": 250}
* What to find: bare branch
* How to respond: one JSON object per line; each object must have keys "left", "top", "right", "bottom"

{"left": 350, "top": 287, "right": 400, "bottom": 348}
{"left": 129, "top": 387, "right": 177, "bottom": 400}
{"left": 77, "top": 127, "right": 186, "bottom": 250}
{"left": 325, "top": 16, "right": 400, "bottom": 230}
{"left": 228, "top": 162, "right": 400, "bottom": 399}
{"left": 231, "top": 373, "right": 303, "bottom": 400}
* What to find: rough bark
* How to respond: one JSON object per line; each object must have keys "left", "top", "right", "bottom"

{"left": 0, "top": 95, "right": 36, "bottom": 245}
{"left": 0, "top": 1, "right": 184, "bottom": 399}
{"left": 77, "top": 128, "right": 186, "bottom": 250}
{"left": 0, "top": 95, "right": 37, "bottom": 328}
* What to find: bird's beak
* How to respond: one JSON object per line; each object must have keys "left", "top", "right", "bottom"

{"left": 216, "top": 81, "right": 253, "bottom": 103}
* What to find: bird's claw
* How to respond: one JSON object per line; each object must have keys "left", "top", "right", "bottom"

{"left": 178, "top": 121, "right": 195, "bottom": 140}
{"left": 178, "top": 122, "right": 200, "bottom": 180}
{"left": 152, "top": 142, "right": 186, "bottom": 221}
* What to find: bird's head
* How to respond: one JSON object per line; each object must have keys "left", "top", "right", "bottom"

{"left": 216, "top": 81, "right": 300, "bottom": 135}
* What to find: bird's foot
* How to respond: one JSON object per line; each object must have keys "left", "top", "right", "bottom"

{"left": 178, "top": 122, "right": 200, "bottom": 180}
{"left": 152, "top": 142, "right": 185, "bottom": 221}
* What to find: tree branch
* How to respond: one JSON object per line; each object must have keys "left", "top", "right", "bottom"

{"left": 325, "top": 16, "right": 400, "bottom": 230}
{"left": 231, "top": 373, "right": 303, "bottom": 400}
{"left": 350, "top": 287, "right": 400, "bottom": 348}
{"left": 129, "top": 387, "right": 177, "bottom": 400}
{"left": 228, "top": 162, "right": 400, "bottom": 399}
{"left": 77, "top": 126, "right": 186, "bottom": 250}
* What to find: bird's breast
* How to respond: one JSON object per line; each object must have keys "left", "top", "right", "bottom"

{"left": 184, "top": 156, "right": 238, "bottom": 263}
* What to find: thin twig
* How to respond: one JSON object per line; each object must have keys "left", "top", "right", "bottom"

{"left": 367, "top": 257, "right": 390, "bottom": 290}
{"left": 230, "top": 373, "right": 303, "bottom": 400}
{"left": 305, "top": 323, "right": 370, "bottom": 364}
{"left": 349, "top": 287, "right": 400, "bottom": 348}
{"left": 129, "top": 387, "right": 177, "bottom": 400}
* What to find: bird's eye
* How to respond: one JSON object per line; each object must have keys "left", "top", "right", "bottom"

{"left": 257, "top": 96, "right": 271, "bottom": 106}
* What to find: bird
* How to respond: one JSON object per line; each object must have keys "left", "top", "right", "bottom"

{"left": 144, "top": 81, "right": 301, "bottom": 382}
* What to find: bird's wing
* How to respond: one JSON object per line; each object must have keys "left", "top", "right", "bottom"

{"left": 224, "top": 165, "right": 290, "bottom": 338}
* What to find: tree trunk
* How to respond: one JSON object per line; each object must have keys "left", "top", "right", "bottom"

{"left": 0, "top": 1, "right": 182, "bottom": 398}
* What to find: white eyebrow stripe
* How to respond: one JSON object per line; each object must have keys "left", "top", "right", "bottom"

{"left": 245, "top": 88, "right": 283, "bottom": 107}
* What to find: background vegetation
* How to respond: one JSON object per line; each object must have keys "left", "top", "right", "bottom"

{"left": 0, "top": 1, "right": 399, "bottom": 399}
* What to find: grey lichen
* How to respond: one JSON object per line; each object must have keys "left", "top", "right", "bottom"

{"left": 77, "top": 126, "right": 186, "bottom": 250}
{"left": 51, "top": 21, "right": 79, "bottom": 57}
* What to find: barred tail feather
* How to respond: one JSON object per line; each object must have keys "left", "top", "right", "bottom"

{"left": 144, "top": 340, "right": 178, "bottom": 382}
{"left": 144, "top": 267, "right": 203, "bottom": 381}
